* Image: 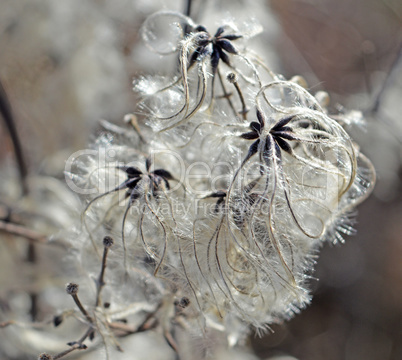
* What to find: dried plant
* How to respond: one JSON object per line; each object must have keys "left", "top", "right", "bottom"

{"left": 0, "top": 2, "right": 378, "bottom": 360}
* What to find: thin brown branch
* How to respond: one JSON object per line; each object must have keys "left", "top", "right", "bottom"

{"left": 164, "top": 329, "right": 180, "bottom": 358}
{"left": 371, "top": 42, "right": 402, "bottom": 114}
{"left": 217, "top": 69, "right": 238, "bottom": 118}
{"left": 124, "top": 114, "right": 146, "bottom": 143}
{"left": 51, "top": 327, "right": 93, "bottom": 360}
{"left": 0, "top": 80, "right": 28, "bottom": 196}
{"left": 108, "top": 303, "right": 160, "bottom": 337}
{"left": 66, "top": 283, "right": 93, "bottom": 324}
{"left": 52, "top": 347, "right": 77, "bottom": 360}
{"left": 227, "top": 72, "right": 249, "bottom": 120}
{"left": 108, "top": 321, "right": 137, "bottom": 334}
{"left": 0, "top": 320, "right": 15, "bottom": 328}
{"left": 0, "top": 220, "right": 48, "bottom": 243}
{"left": 184, "top": 0, "right": 192, "bottom": 17}
{"left": 72, "top": 294, "right": 93, "bottom": 324}
{"left": 95, "top": 236, "right": 114, "bottom": 307}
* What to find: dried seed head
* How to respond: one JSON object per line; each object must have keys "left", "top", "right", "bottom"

{"left": 175, "top": 297, "right": 190, "bottom": 308}
{"left": 66, "top": 283, "right": 79, "bottom": 295}
{"left": 103, "top": 236, "right": 114, "bottom": 248}
{"left": 226, "top": 72, "right": 238, "bottom": 84}
{"left": 38, "top": 353, "right": 53, "bottom": 360}
{"left": 179, "top": 297, "right": 190, "bottom": 308}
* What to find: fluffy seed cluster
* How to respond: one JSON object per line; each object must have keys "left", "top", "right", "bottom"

{"left": 72, "top": 11, "right": 375, "bottom": 332}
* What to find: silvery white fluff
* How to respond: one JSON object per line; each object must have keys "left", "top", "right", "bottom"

{"left": 1, "top": 2, "right": 375, "bottom": 360}
{"left": 69, "top": 9, "right": 375, "bottom": 350}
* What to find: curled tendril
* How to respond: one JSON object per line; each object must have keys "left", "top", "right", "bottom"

{"left": 185, "top": 80, "right": 370, "bottom": 318}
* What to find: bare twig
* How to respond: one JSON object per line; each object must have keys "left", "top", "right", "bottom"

{"left": 65, "top": 283, "right": 93, "bottom": 324}
{"left": 184, "top": 0, "right": 192, "bottom": 17}
{"left": 0, "top": 80, "right": 28, "bottom": 196}
{"left": 227, "top": 72, "right": 249, "bottom": 120}
{"left": 164, "top": 329, "right": 180, "bottom": 360}
{"left": 95, "top": 236, "right": 114, "bottom": 307}
{"left": 46, "top": 327, "right": 93, "bottom": 360}
{"left": 39, "top": 239, "right": 171, "bottom": 359}
{"left": 52, "top": 346, "right": 82, "bottom": 360}
{"left": 123, "top": 114, "right": 146, "bottom": 144}
{"left": 0, "top": 220, "right": 48, "bottom": 243}
{"left": 217, "top": 69, "right": 238, "bottom": 118}
{"left": 0, "top": 320, "right": 15, "bottom": 328}
{"left": 370, "top": 43, "right": 402, "bottom": 114}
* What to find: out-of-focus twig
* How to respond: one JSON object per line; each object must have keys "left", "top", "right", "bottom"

{"left": 0, "top": 220, "right": 48, "bottom": 244}
{"left": 370, "top": 42, "right": 402, "bottom": 114}
{"left": 184, "top": 0, "right": 192, "bottom": 17}
{"left": 95, "top": 236, "right": 114, "bottom": 307}
{"left": 0, "top": 80, "right": 28, "bottom": 196}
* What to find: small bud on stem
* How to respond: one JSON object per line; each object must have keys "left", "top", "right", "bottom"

{"left": 65, "top": 283, "right": 93, "bottom": 323}
{"left": 95, "top": 236, "right": 114, "bottom": 306}
{"left": 227, "top": 72, "right": 248, "bottom": 119}
{"left": 38, "top": 353, "right": 53, "bottom": 360}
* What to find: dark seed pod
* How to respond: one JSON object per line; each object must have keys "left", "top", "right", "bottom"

{"left": 53, "top": 315, "right": 63, "bottom": 327}
{"left": 65, "top": 283, "right": 79, "bottom": 295}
